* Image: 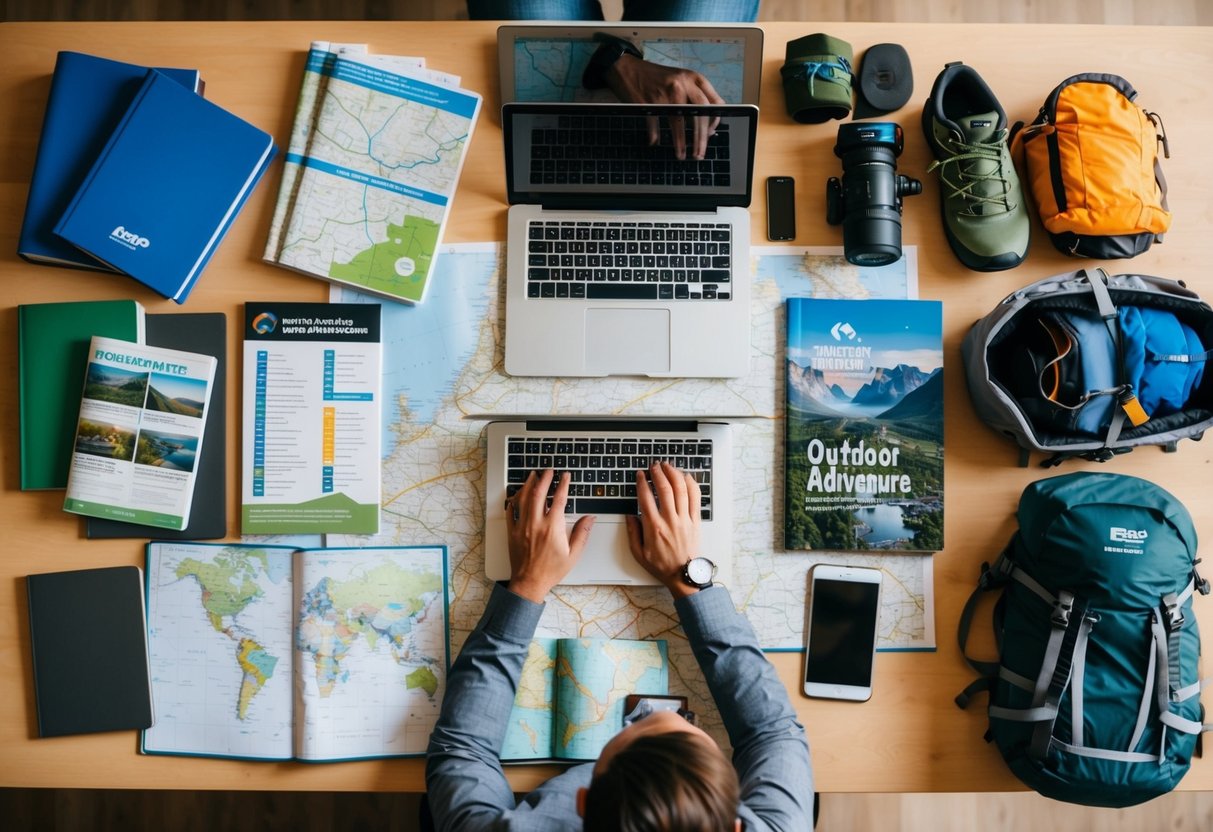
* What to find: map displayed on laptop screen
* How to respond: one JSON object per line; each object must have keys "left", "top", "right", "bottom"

{"left": 329, "top": 244, "right": 932, "bottom": 751}
{"left": 514, "top": 36, "right": 746, "bottom": 104}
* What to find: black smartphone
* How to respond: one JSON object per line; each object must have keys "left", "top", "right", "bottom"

{"left": 766, "top": 176, "right": 796, "bottom": 241}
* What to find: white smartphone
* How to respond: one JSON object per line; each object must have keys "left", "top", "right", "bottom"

{"left": 803, "top": 564, "right": 883, "bottom": 701}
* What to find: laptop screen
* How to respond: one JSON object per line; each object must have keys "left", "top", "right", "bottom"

{"left": 497, "top": 25, "right": 764, "bottom": 106}
{"left": 504, "top": 103, "right": 757, "bottom": 210}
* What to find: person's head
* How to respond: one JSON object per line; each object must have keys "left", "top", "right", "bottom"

{"left": 576, "top": 709, "right": 741, "bottom": 832}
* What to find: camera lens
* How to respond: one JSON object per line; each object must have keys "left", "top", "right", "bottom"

{"left": 825, "top": 122, "right": 920, "bottom": 267}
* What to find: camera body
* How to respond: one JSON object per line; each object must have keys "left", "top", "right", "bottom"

{"left": 825, "top": 122, "right": 921, "bottom": 267}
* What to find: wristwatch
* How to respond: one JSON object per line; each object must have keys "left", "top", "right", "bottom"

{"left": 681, "top": 557, "right": 717, "bottom": 589}
{"left": 582, "top": 34, "right": 643, "bottom": 90}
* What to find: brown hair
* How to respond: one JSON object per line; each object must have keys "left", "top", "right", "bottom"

{"left": 583, "top": 732, "right": 740, "bottom": 832}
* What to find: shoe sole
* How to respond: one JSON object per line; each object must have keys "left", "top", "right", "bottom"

{"left": 921, "top": 99, "right": 1027, "bottom": 272}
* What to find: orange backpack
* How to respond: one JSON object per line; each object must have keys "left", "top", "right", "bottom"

{"left": 1012, "top": 74, "right": 1170, "bottom": 259}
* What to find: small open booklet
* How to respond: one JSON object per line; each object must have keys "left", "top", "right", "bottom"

{"left": 141, "top": 541, "right": 448, "bottom": 762}
{"left": 501, "top": 637, "right": 669, "bottom": 763}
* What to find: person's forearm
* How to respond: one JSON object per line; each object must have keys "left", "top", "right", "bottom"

{"left": 425, "top": 584, "right": 543, "bottom": 831}
{"left": 677, "top": 586, "right": 815, "bottom": 828}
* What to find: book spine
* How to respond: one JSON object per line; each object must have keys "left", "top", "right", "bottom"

{"left": 263, "top": 44, "right": 344, "bottom": 263}
{"left": 175, "top": 136, "right": 276, "bottom": 302}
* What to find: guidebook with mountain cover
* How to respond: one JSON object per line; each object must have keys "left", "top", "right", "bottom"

{"left": 784, "top": 298, "right": 943, "bottom": 552}
{"left": 63, "top": 335, "right": 216, "bottom": 530}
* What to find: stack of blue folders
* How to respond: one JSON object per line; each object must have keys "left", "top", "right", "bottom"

{"left": 19, "top": 52, "right": 277, "bottom": 304}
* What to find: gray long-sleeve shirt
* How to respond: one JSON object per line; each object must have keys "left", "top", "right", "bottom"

{"left": 426, "top": 583, "right": 814, "bottom": 830}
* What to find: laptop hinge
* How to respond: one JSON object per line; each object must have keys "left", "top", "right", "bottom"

{"left": 525, "top": 418, "right": 700, "bottom": 433}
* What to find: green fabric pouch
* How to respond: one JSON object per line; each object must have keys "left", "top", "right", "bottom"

{"left": 780, "top": 33, "right": 854, "bottom": 124}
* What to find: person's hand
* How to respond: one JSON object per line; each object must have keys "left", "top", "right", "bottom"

{"left": 625, "top": 462, "right": 702, "bottom": 599}
{"left": 604, "top": 54, "right": 724, "bottom": 161}
{"left": 506, "top": 470, "right": 595, "bottom": 603}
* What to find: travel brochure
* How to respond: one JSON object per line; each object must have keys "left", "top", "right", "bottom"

{"left": 265, "top": 43, "right": 481, "bottom": 304}
{"left": 240, "top": 301, "right": 382, "bottom": 535}
{"left": 63, "top": 335, "right": 216, "bottom": 531}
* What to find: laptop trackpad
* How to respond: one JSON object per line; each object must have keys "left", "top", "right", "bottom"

{"left": 584, "top": 308, "right": 670, "bottom": 375}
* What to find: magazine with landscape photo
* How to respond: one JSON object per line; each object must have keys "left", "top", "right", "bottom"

{"left": 63, "top": 335, "right": 216, "bottom": 530}
{"left": 784, "top": 298, "right": 943, "bottom": 552}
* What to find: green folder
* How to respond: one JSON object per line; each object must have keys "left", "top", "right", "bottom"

{"left": 17, "top": 299, "right": 144, "bottom": 490}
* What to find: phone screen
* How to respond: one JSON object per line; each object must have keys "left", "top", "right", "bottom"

{"left": 766, "top": 176, "right": 796, "bottom": 241}
{"left": 804, "top": 578, "right": 881, "bottom": 687}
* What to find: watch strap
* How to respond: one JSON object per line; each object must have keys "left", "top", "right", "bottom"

{"left": 582, "top": 34, "right": 643, "bottom": 90}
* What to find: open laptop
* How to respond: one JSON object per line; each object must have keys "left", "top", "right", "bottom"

{"left": 502, "top": 102, "right": 758, "bottom": 378}
{"left": 496, "top": 24, "right": 765, "bottom": 106}
{"left": 483, "top": 419, "right": 733, "bottom": 586}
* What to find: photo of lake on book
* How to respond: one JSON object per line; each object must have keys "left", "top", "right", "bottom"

{"left": 73, "top": 418, "right": 136, "bottom": 462}
{"left": 83, "top": 362, "right": 149, "bottom": 408}
{"left": 135, "top": 429, "right": 199, "bottom": 472}
{"left": 784, "top": 298, "right": 943, "bottom": 552}
{"left": 145, "top": 372, "right": 207, "bottom": 418}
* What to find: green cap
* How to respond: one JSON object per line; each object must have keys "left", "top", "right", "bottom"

{"left": 781, "top": 33, "right": 854, "bottom": 124}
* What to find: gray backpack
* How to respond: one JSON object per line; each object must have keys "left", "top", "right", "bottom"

{"left": 962, "top": 268, "right": 1213, "bottom": 466}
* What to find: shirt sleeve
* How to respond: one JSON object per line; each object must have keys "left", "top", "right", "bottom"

{"left": 425, "top": 583, "right": 546, "bottom": 832}
{"left": 675, "top": 585, "right": 815, "bottom": 832}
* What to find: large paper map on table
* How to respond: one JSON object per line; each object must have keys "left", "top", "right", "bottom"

{"left": 330, "top": 243, "right": 934, "bottom": 743}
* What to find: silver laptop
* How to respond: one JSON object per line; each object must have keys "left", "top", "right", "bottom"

{"left": 484, "top": 419, "right": 733, "bottom": 586}
{"left": 502, "top": 102, "right": 758, "bottom": 378}
{"left": 496, "top": 24, "right": 765, "bottom": 106}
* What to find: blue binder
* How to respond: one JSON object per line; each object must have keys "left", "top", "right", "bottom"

{"left": 18, "top": 51, "right": 202, "bottom": 271}
{"left": 54, "top": 69, "right": 277, "bottom": 303}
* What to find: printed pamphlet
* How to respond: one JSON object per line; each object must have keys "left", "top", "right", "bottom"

{"left": 63, "top": 335, "right": 216, "bottom": 530}
{"left": 267, "top": 50, "right": 482, "bottom": 304}
{"left": 501, "top": 637, "right": 668, "bottom": 762}
{"left": 784, "top": 298, "right": 944, "bottom": 552}
{"left": 141, "top": 542, "right": 449, "bottom": 762}
{"left": 241, "top": 302, "right": 382, "bottom": 534}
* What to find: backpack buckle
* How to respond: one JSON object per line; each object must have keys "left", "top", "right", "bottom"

{"left": 1051, "top": 594, "right": 1074, "bottom": 628}
{"left": 1194, "top": 562, "right": 1211, "bottom": 596}
{"left": 1162, "top": 594, "right": 1185, "bottom": 632}
{"left": 979, "top": 553, "right": 1015, "bottom": 589}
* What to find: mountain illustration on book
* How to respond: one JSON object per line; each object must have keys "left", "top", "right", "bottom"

{"left": 784, "top": 298, "right": 944, "bottom": 552}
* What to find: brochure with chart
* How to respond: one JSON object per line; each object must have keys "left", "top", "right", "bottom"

{"left": 501, "top": 637, "right": 668, "bottom": 763}
{"left": 141, "top": 542, "right": 449, "bottom": 762}
{"left": 268, "top": 52, "right": 481, "bottom": 304}
{"left": 784, "top": 298, "right": 944, "bottom": 552}
{"left": 63, "top": 335, "right": 216, "bottom": 530}
{"left": 241, "top": 301, "right": 382, "bottom": 534}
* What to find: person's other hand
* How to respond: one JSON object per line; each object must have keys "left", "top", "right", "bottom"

{"left": 506, "top": 470, "right": 595, "bottom": 603}
{"left": 604, "top": 54, "right": 724, "bottom": 161}
{"left": 625, "top": 462, "right": 702, "bottom": 598}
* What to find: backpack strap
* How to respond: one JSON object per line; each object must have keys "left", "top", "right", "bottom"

{"left": 1084, "top": 268, "right": 1139, "bottom": 445}
{"left": 1150, "top": 587, "right": 1213, "bottom": 736}
{"left": 986, "top": 590, "right": 1098, "bottom": 762}
{"left": 956, "top": 552, "right": 1014, "bottom": 683}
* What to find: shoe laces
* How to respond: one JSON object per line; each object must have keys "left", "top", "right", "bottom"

{"left": 927, "top": 130, "right": 1016, "bottom": 214}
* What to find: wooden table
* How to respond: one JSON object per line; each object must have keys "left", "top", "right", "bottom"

{"left": 1, "top": 20, "right": 1210, "bottom": 794}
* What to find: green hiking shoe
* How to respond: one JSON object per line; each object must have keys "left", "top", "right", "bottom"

{"left": 922, "top": 62, "right": 1029, "bottom": 271}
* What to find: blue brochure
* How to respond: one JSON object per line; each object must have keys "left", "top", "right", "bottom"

{"left": 54, "top": 69, "right": 277, "bottom": 303}
{"left": 18, "top": 51, "right": 201, "bottom": 271}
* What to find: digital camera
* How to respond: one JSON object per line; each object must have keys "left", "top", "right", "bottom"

{"left": 825, "top": 122, "right": 921, "bottom": 267}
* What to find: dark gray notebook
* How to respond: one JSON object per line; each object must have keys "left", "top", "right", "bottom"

{"left": 27, "top": 565, "right": 153, "bottom": 737}
{"left": 86, "top": 312, "right": 227, "bottom": 539}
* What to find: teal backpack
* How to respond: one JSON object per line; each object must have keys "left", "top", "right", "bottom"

{"left": 957, "top": 472, "right": 1210, "bottom": 806}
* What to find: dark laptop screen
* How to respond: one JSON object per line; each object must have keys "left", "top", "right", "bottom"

{"left": 504, "top": 103, "right": 757, "bottom": 210}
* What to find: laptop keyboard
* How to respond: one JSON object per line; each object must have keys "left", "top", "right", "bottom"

{"left": 504, "top": 436, "right": 713, "bottom": 520}
{"left": 529, "top": 116, "right": 731, "bottom": 188}
{"left": 526, "top": 220, "right": 733, "bottom": 301}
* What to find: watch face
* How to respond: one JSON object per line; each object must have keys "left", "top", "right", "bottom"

{"left": 686, "top": 557, "right": 715, "bottom": 585}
